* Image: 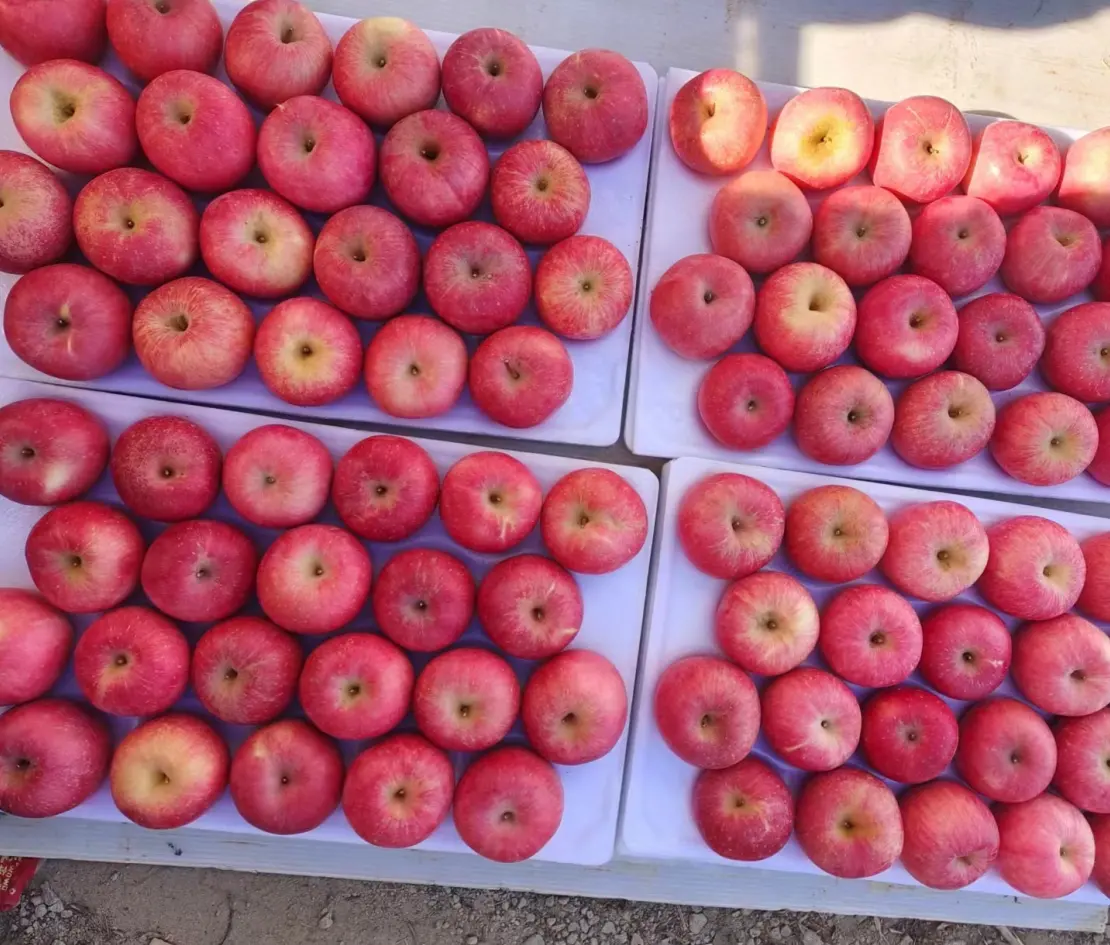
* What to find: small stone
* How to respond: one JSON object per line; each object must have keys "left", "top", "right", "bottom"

{"left": 31, "top": 896, "right": 43, "bottom": 907}
{"left": 690, "top": 913, "right": 708, "bottom": 935}
{"left": 52, "top": 940, "right": 65, "bottom": 945}
{"left": 467, "top": 937, "right": 479, "bottom": 945}
{"left": 110, "top": 872, "right": 120, "bottom": 882}
{"left": 19, "top": 919, "right": 30, "bottom": 928}
{"left": 41, "top": 886, "right": 58, "bottom": 907}
{"left": 899, "top": 937, "right": 912, "bottom": 945}
{"left": 34, "top": 905, "right": 47, "bottom": 920}
{"left": 318, "top": 914, "right": 334, "bottom": 931}
{"left": 49, "top": 902, "right": 63, "bottom": 914}
{"left": 547, "top": 918, "right": 557, "bottom": 928}
{"left": 632, "top": 935, "right": 644, "bottom": 945}
{"left": 61, "top": 911, "right": 73, "bottom": 919}
{"left": 523, "top": 936, "right": 545, "bottom": 945}
{"left": 602, "top": 923, "right": 616, "bottom": 936}
{"left": 802, "top": 930, "right": 823, "bottom": 945}
{"left": 568, "top": 934, "right": 579, "bottom": 945}
{"left": 526, "top": 914, "right": 536, "bottom": 923}
{"left": 617, "top": 935, "right": 628, "bottom": 944}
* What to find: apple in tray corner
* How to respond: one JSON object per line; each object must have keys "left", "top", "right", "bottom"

{"left": 669, "top": 68, "right": 766, "bottom": 176}
{"left": 0, "top": 589, "right": 72, "bottom": 706}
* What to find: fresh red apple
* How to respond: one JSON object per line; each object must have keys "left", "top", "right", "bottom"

{"left": 0, "top": 589, "right": 71, "bottom": 705}
{"left": 1042, "top": 302, "right": 1110, "bottom": 403}
{"left": 860, "top": 686, "right": 957, "bottom": 784}
{"left": 364, "top": 314, "right": 467, "bottom": 419}
{"left": 854, "top": 274, "right": 958, "bottom": 379}
{"left": 1012, "top": 613, "right": 1110, "bottom": 717}
{"left": 879, "top": 499, "right": 988, "bottom": 601}
{"left": 995, "top": 794, "right": 1094, "bottom": 899}
{"left": 715, "top": 570, "right": 819, "bottom": 676}
{"left": 371, "top": 547, "right": 475, "bottom": 652}
{"left": 0, "top": 150, "right": 72, "bottom": 273}
{"left": 818, "top": 584, "right": 922, "bottom": 687}
{"left": 979, "top": 514, "right": 1086, "bottom": 619}
{"left": 709, "top": 170, "right": 812, "bottom": 274}
{"left": 0, "top": 0, "right": 106, "bottom": 64}
{"left": 490, "top": 140, "right": 590, "bottom": 246}
{"left": 952, "top": 293, "right": 1045, "bottom": 391}
{"left": 439, "top": 450, "right": 541, "bottom": 554}
{"left": 990, "top": 392, "right": 1098, "bottom": 486}
{"left": 898, "top": 781, "right": 999, "bottom": 890}
{"left": 770, "top": 86, "right": 873, "bottom": 189}
{"left": 956, "top": 698, "right": 1056, "bottom": 803}
{"left": 442, "top": 27, "right": 542, "bottom": 138}
{"left": 760, "top": 666, "right": 860, "bottom": 771}
{"left": 535, "top": 234, "right": 632, "bottom": 341}
{"left": 106, "top": 0, "right": 222, "bottom": 81}
{"left": 412, "top": 647, "right": 520, "bottom": 752}
{"left": 870, "top": 94, "right": 971, "bottom": 203}
{"left": 811, "top": 184, "right": 911, "bottom": 287}
{"left": 1058, "top": 127, "right": 1110, "bottom": 227}
{"left": 999, "top": 205, "right": 1101, "bottom": 304}
{"left": 908, "top": 195, "right": 1005, "bottom": 296}
{"left": 1094, "top": 814, "right": 1110, "bottom": 897}
{"left": 692, "top": 757, "right": 793, "bottom": 861}
{"left": 753, "top": 261, "right": 855, "bottom": 372}
{"left": 919, "top": 603, "right": 1011, "bottom": 700}
{"left": 698, "top": 353, "right": 795, "bottom": 449}
{"left": 784, "top": 484, "right": 888, "bottom": 582}
{"left": 962, "top": 120, "right": 1061, "bottom": 215}
{"left": 476, "top": 554, "right": 582, "bottom": 659}
{"left": 1079, "top": 533, "right": 1110, "bottom": 622}
{"left": 649, "top": 253, "right": 754, "bottom": 360}
{"left": 469, "top": 326, "right": 573, "bottom": 428}
{"left": 792, "top": 365, "right": 895, "bottom": 466}
{"left": 1090, "top": 407, "right": 1110, "bottom": 485}
{"left": 1054, "top": 709, "right": 1110, "bottom": 813}
{"left": 669, "top": 68, "right": 766, "bottom": 176}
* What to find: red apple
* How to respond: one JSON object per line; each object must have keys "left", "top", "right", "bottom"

{"left": 74, "top": 605, "right": 189, "bottom": 716}
{"left": 784, "top": 484, "right": 888, "bottom": 582}
{"left": 812, "top": 184, "right": 911, "bottom": 287}
{"left": 879, "top": 500, "right": 988, "bottom": 601}
{"left": 491, "top": 140, "right": 590, "bottom": 246}
{"left": 692, "top": 757, "right": 793, "bottom": 862}
{"left": 3, "top": 263, "right": 131, "bottom": 380}
{"left": 442, "top": 28, "right": 542, "bottom": 138}
{"left": 760, "top": 666, "right": 860, "bottom": 771}
{"left": 1079, "top": 533, "right": 1110, "bottom": 622}
{"left": 909, "top": 195, "right": 1005, "bottom": 296}
{"left": 698, "top": 353, "right": 795, "bottom": 450}
{"left": 536, "top": 235, "right": 632, "bottom": 341}
{"left": 1012, "top": 613, "right": 1110, "bottom": 717}
{"left": 870, "top": 95, "right": 971, "bottom": 203}
{"left": 979, "top": 515, "right": 1086, "bottom": 620}
{"left": 919, "top": 603, "right": 1011, "bottom": 700}
{"left": 860, "top": 687, "right": 957, "bottom": 784}
{"left": 770, "top": 86, "right": 873, "bottom": 189}
{"left": 996, "top": 794, "right": 1094, "bottom": 899}
{"left": 0, "top": 150, "right": 72, "bottom": 273}
{"left": 439, "top": 450, "right": 541, "bottom": 554}
{"left": 653, "top": 655, "right": 759, "bottom": 769}
{"left": 371, "top": 548, "right": 475, "bottom": 652}
{"left": 332, "top": 434, "right": 439, "bottom": 542}
{"left": 1090, "top": 407, "right": 1110, "bottom": 485}
{"left": 1055, "top": 709, "right": 1110, "bottom": 813}
{"left": 0, "top": 0, "right": 106, "bottom": 65}
{"left": 709, "top": 170, "right": 812, "bottom": 274}
{"left": 819, "top": 584, "right": 922, "bottom": 687}
{"left": 854, "top": 274, "right": 958, "bottom": 379}
{"left": 962, "top": 120, "right": 1061, "bottom": 215}
{"left": 110, "top": 415, "right": 221, "bottom": 522}
{"left": 715, "top": 570, "right": 819, "bottom": 676}
{"left": 106, "top": 0, "right": 222, "bottom": 81}
{"left": 1058, "top": 127, "right": 1110, "bottom": 227}
{"left": 476, "top": 554, "right": 582, "bottom": 659}
{"left": 1042, "top": 302, "right": 1110, "bottom": 403}
{"left": 1094, "top": 814, "right": 1110, "bottom": 897}
{"left": 25, "top": 501, "right": 143, "bottom": 613}
{"left": 990, "top": 392, "right": 1098, "bottom": 486}
{"left": 792, "top": 365, "right": 895, "bottom": 466}
{"left": 364, "top": 314, "right": 467, "bottom": 419}
{"left": 753, "top": 262, "right": 855, "bottom": 372}
{"left": 649, "top": 253, "right": 754, "bottom": 360}
{"left": 1000, "top": 205, "right": 1101, "bottom": 304}
{"left": 669, "top": 68, "right": 766, "bottom": 176}
{"left": 952, "top": 293, "right": 1045, "bottom": 391}
{"left": 222, "top": 424, "right": 332, "bottom": 529}
{"left": 412, "top": 647, "right": 520, "bottom": 752}
{"left": 230, "top": 718, "right": 343, "bottom": 835}
{"left": 469, "top": 326, "right": 573, "bottom": 429}
{"left": 0, "top": 699, "right": 109, "bottom": 817}
{"left": 898, "top": 781, "right": 999, "bottom": 890}
{"left": 956, "top": 698, "right": 1056, "bottom": 803}
{"left": 0, "top": 589, "right": 71, "bottom": 705}
{"left": 0, "top": 397, "right": 108, "bottom": 505}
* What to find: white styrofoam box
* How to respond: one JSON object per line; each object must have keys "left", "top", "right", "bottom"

{"left": 625, "top": 67, "right": 1108, "bottom": 500}
{"left": 0, "top": 376, "right": 658, "bottom": 867}
{"left": 0, "top": 0, "right": 659, "bottom": 448}
{"left": 620, "top": 455, "right": 1110, "bottom": 902}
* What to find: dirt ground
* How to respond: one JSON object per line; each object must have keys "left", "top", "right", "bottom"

{"left": 0, "top": 860, "right": 1099, "bottom": 945}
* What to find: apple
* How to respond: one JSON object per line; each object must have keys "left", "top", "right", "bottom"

{"left": 784, "top": 483, "right": 888, "bottom": 582}
{"left": 1079, "top": 533, "right": 1110, "bottom": 622}
{"left": 257, "top": 95, "right": 376, "bottom": 214}
{"left": 770, "top": 86, "right": 873, "bottom": 189}
{"left": 648, "top": 253, "right": 755, "bottom": 360}
{"left": 709, "top": 170, "right": 812, "bottom": 274}
{"left": 879, "top": 499, "right": 988, "bottom": 602}
{"left": 199, "top": 189, "right": 314, "bottom": 299}
{"left": 453, "top": 746, "right": 563, "bottom": 862}
{"left": 135, "top": 69, "right": 255, "bottom": 193}
{"left": 379, "top": 109, "right": 489, "bottom": 228}
{"left": 110, "top": 713, "right": 229, "bottom": 829}
{"left": 979, "top": 514, "right": 1086, "bottom": 620}
{"left": 0, "top": 150, "right": 72, "bottom": 273}
{"left": 298, "top": 632, "right": 412, "bottom": 740}
{"left": 715, "top": 570, "right": 819, "bottom": 676}
{"left": 0, "top": 699, "right": 109, "bottom": 817}
{"left": 1042, "top": 302, "right": 1110, "bottom": 403}
{"left": 313, "top": 205, "right": 420, "bottom": 321}
{"left": 535, "top": 235, "right": 632, "bottom": 341}
{"left": 0, "top": 589, "right": 71, "bottom": 705}
{"left": 760, "top": 666, "right": 860, "bottom": 771}
{"left": 692, "top": 757, "right": 793, "bottom": 862}
{"left": 256, "top": 524, "right": 371, "bottom": 635}
{"left": 990, "top": 392, "right": 1098, "bottom": 486}
{"left": 818, "top": 584, "right": 923, "bottom": 687}
{"left": 522, "top": 649, "right": 627, "bottom": 765}
{"left": 25, "top": 501, "right": 143, "bottom": 613}
{"left": 222, "top": 424, "right": 332, "bottom": 529}
{"left": 1058, "top": 127, "right": 1110, "bottom": 227}
{"left": 73, "top": 605, "right": 189, "bottom": 716}
{"left": 870, "top": 94, "right": 971, "bottom": 203}
{"left": 106, "top": 0, "right": 222, "bottom": 81}
{"left": 811, "top": 184, "right": 911, "bottom": 287}
{"left": 364, "top": 314, "right": 467, "bottom": 419}
{"left": 140, "top": 518, "right": 257, "bottom": 623}
{"left": 1011, "top": 613, "right": 1110, "bottom": 717}
{"left": 469, "top": 326, "right": 573, "bottom": 428}
{"left": 956, "top": 698, "right": 1056, "bottom": 803}
{"left": 332, "top": 16, "right": 440, "bottom": 128}
{"left": 1054, "top": 709, "right": 1110, "bottom": 813}
{"left": 254, "top": 297, "right": 363, "bottom": 407}
{"left": 110, "top": 414, "right": 221, "bottom": 522}
{"left": 794, "top": 767, "right": 902, "bottom": 879}
{"left": 0, "top": 397, "right": 108, "bottom": 505}
{"left": 1089, "top": 407, "right": 1110, "bottom": 485}
{"left": 332, "top": 434, "right": 439, "bottom": 542}
{"left": 442, "top": 27, "right": 542, "bottom": 138}
{"left": 542, "top": 48, "right": 647, "bottom": 164}
{"left": 476, "top": 554, "right": 582, "bottom": 659}
{"left": 652, "top": 655, "right": 759, "bottom": 769}
{"left": 342, "top": 733, "right": 454, "bottom": 848}
{"left": 424, "top": 221, "right": 531, "bottom": 335}
{"left": 0, "top": 0, "right": 106, "bottom": 64}
{"left": 698, "top": 353, "right": 795, "bottom": 450}
{"left": 132, "top": 277, "right": 255, "bottom": 390}
{"left": 898, "top": 781, "right": 999, "bottom": 890}
{"left": 230, "top": 718, "right": 342, "bottom": 835}
{"left": 919, "top": 603, "right": 1011, "bottom": 700}
{"left": 792, "top": 365, "right": 895, "bottom": 466}
{"left": 999, "top": 205, "right": 1101, "bottom": 304}
{"left": 10, "top": 60, "right": 136, "bottom": 174}
{"left": 908, "top": 195, "right": 1006, "bottom": 296}
{"left": 677, "top": 472, "right": 784, "bottom": 580}
{"left": 951, "top": 293, "right": 1045, "bottom": 391}
{"left": 191, "top": 616, "right": 302, "bottom": 725}
{"left": 962, "top": 120, "right": 1062, "bottom": 215}
{"left": 371, "top": 547, "right": 475, "bottom": 652}
{"left": 439, "top": 450, "right": 541, "bottom": 554}
{"left": 668, "top": 68, "right": 766, "bottom": 176}
{"left": 412, "top": 647, "right": 520, "bottom": 752}
{"left": 1094, "top": 815, "right": 1110, "bottom": 897}
{"left": 854, "top": 274, "right": 958, "bottom": 379}
{"left": 753, "top": 262, "right": 855, "bottom": 372}
{"left": 540, "top": 467, "right": 647, "bottom": 574}
{"left": 3, "top": 263, "right": 132, "bottom": 380}
{"left": 995, "top": 794, "right": 1095, "bottom": 899}
{"left": 224, "top": 0, "right": 332, "bottom": 109}
{"left": 74, "top": 168, "right": 198, "bottom": 286}
{"left": 860, "top": 687, "right": 958, "bottom": 784}
{"left": 491, "top": 140, "right": 590, "bottom": 246}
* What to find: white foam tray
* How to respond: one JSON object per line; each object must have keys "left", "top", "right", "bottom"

{"left": 625, "top": 67, "right": 1108, "bottom": 500}
{"left": 0, "top": 377, "right": 659, "bottom": 866}
{"left": 620, "top": 455, "right": 1110, "bottom": 902}
{"left": 0, "top": 0, "right": 659, "bottom": 448}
